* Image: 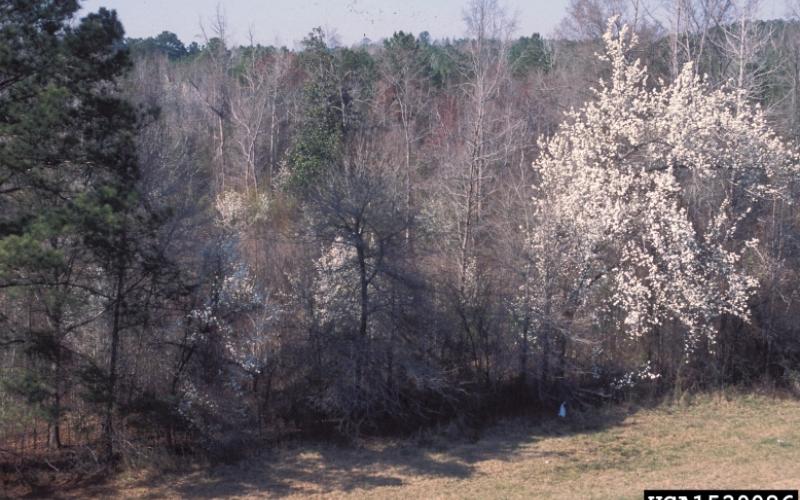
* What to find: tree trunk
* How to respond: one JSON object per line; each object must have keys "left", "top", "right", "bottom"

{"left": 356, "top": 240, "right": 368, "bottom": 341}
{"left": 49, "top": 355, "right": 62, "bottom": 449}
{"left": 354, "top": 238, "right": 369, "bottom": 396}
{"left": 103, "top": 261, "right": 126, "bottom": 463}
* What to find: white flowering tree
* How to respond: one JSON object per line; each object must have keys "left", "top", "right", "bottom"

{"left": 170, "top": 187, "right": 279, "bottom": 440}
{"left": 528, "top": 18, "right": 797, "bottom": 380}
{"left": 176, "top": 260, "right": 282, "bottom": 442}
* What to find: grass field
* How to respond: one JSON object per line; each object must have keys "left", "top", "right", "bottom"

{"left": 63, "top": 393, "right": 800, "bottom": 499}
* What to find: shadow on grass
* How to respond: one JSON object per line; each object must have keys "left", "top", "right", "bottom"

{"left": 113, "top": 404, "right": 638, "bottom": 498}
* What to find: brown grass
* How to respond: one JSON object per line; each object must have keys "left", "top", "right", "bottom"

{"left": 47, "top": 393, "right": 800, "bottom": 499}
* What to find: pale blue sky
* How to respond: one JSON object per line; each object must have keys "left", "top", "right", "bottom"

{"left": 79, "top": 0, "right": 571, "bottom": 47}
{"left": 79, "top": 0, "right": 786, "bottom": 47}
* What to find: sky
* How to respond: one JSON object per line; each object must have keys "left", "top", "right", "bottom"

{"left": 78, "top": 0, "right": 571, "bottom": 47}
{"left": 79, "top": 0, "right": 787, "bottom": 48}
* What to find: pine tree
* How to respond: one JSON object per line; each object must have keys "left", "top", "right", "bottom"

{"left": 0, "top": 0, "right": 170, "bottom": 460}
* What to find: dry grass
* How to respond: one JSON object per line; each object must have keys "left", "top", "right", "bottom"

{"left": 59, "top": 393, "right": 800, "bottom": 499}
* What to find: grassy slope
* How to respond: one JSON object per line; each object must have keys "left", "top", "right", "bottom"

{"left": 73, "top": 393, "right": 800, "bottom": 499}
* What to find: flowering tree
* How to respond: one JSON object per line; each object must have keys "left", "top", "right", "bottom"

{"left": 528, "top": 19, "right": 797, "bottom": 374}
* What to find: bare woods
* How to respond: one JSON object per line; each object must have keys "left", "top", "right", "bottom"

{"left": 2, "top": 0, "right": 800, "bottom": 469}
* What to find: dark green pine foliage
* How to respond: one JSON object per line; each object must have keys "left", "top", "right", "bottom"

{"left": 0, "top": 0, "right": 94, "bottom": 448}
{"left": 0, "top": 1, "right": 168, "bottom": 458}
{"left": 287, "top": 27, "right": 375, "bottom": 188}
{"left": 418, "top": 33, "right": 463, "bottom": 89}
{"left": 382, "top": 31, "right": 432, "bottom": 85}
{"left": 127, "top": 31, "right": 197, "bottom": 60}
{"left": 508, "top": 33, "right": 551, "bottom": 77}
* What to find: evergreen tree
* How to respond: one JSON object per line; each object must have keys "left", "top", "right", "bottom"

{"left": 0, "top": 0, "right": 170, "bottom": 460}
{"left": 287, "top": 28, "right": 375, "bottom": 187}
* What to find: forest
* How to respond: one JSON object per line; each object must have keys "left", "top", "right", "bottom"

{"left": 1, "top": 0, "right": 800, "bottom": 477}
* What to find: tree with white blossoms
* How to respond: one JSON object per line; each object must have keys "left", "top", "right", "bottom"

{"left": 313, "top": 238, "right": 360, "bottom": 327}
{"left": 528, "top": 18, "right": 798, "bottom": 382}
{"left": 178, "top": 260, "right": 282, "bottom": 439}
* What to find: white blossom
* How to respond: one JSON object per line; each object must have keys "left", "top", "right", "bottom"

{"left": 312, "top": 237, "right": 359, "bottom": 325}
{"left": 528, "top": 18, "right": 797, "bottom": 357}
{"left": 214, "top": 189, "right": 270, "bottom": 228}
